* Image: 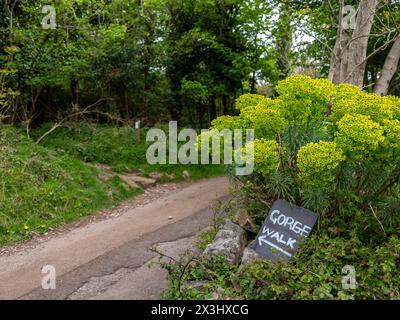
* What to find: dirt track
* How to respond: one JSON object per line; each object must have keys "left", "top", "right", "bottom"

{"left": 0, "top": 176, "right": 231, "bottom": 300}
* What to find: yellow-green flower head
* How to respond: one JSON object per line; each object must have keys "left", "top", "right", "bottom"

{"left": 240, "top": 100, "right": 288, "bottom": 139}
{"left": 331, "top": 87, "right": 394, "bottom": 124}
{"left": 243, "top": 139, "right": 279, "bottom": 176}
{"left": 297, "top": 141, "right": 345, "bottom": 188}
{"left": 275, "top": 75, "right": 335, "bottom": 123}
{"left": 382, "top": 119, "right": 400, "bottom": 158}
{"left": 335, "top": 114, "right": 385, "bottom": 158}
{"left": 234, "top": 93, "right": 267, "bottom": 111}
{"left": 211, "top": 115, "right": 247, "bottom": 131}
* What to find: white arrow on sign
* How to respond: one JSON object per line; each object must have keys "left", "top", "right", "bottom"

{"left": 257, "top": 235, "right": 293, "bottom": 258}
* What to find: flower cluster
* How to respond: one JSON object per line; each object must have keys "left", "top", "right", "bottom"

{"left": 234, "top": 93, "right": 267, "bottom": 110}
{"left": 244, "top": 139, "right": 279, "bottom": 176}
{"left": 208, "top": 75, "right": 400, "bottom": 213}
{"left": 241, "top": 100, "right": 288, "bottom": 139}
{"left": 335, "top": 114, "right": 385, "bottom": 158}
{"left": 297, "top": 141, "right": 345, "bottom": 188}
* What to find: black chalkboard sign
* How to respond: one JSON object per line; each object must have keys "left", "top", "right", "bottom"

{"left": 252, "top": 199, "right": 318, "bottom": 262}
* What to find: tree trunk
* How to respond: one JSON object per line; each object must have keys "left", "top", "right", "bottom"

{"left": 374, "top": 37, "right": 400, "bottom": 96}
{"left": 210, "top": 94, "right": 217, "bottom": 123}
{"left": 328, "top": 0, "right": 345, "bottom": 84}
{"left": 329, "top": 0, "right": 379, "bottom": 88}
{"left": 388, "top": 71, "right": 400, "bottom": 96}
{"left": 124, "top": 86, "right": 129, "bottom": 120}
{"left": 275, "top": 2, "right": 293, "bottom": 80}
{"left": 344, "top": 0, "right": 378, "bottom": 87}
{"left": 250, "top": 72, "right": 257, "bottom": 94}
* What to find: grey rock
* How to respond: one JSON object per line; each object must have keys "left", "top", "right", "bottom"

{"left": 120, "top": 175, "right": 157, "bottom": 189}
{"left": 148, "top": 172, "right": 163, "bottom": 182}
{"left": 203, "top": 220, "right": 247, "bottom": 265}
{"left": 164, "top": 173, "right": 176, "bottom": 180}
{"left": 238, "top": 245, "right": 263, "bottom": 272}
{"left": 182, "top": 170, "right": 191, "bottom": 180}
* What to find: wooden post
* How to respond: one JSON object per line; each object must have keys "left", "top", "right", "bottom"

{"left": 134, "top": 120, "right": 141, "bottom": 144}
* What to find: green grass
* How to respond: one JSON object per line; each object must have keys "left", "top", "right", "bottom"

{"left": 0, "top": 125, "right": 143, "bottom": 245}
{"left": 0, "top": 122, "right": 225, "bottom": 246}
{"left": 32, "top": 122, "right": 226, "bottom": 180}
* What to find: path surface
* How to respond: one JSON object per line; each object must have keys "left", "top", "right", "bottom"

{"left": 0, "top": 176, "right": 231, "bottom": 300}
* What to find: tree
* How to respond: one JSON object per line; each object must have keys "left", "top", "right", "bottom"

{"left": 374, "top": 36, "right": 400, "bottom": 95}
{"left": 328, "top": 0, "right": 379, "bottom": 87}
{"left": 297, "top": 0, "right": 399, "bottom": 94}
{"left": 164, "top": 0, "right": 264, "bottom": 126}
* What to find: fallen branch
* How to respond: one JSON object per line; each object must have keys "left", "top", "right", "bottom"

{"left": 35, "top": 99, "right": 104, "bottom": 145}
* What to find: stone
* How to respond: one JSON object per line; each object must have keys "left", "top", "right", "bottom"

{"left": 164, "top": 173, "right": 176, "bottom": 181}
{"left": 238, "top": 245, "right": 263, "bottom": 272}
{"left": 203, "top": 219, "right": 247, "bottom": 265}
{"left": 149, "top": 172, "right": 163, "bottom": 182}
{"left": 182, "top": 170, "right": 191, "bottom": 180}
{"left": 120, "top": 174, "right": 157, "bottom": 189}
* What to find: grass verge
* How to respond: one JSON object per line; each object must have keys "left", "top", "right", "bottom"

{"left": 0, "top": 122, "right": 225, "bottom": 246}
{"left": 32, "top": 122, "right": 225, "bottom": 180}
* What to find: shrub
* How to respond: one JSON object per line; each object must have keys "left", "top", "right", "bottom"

{"left": 240, "top": 101, "right": 288, "bottom": 138}
{"left": 209, "top": 75, "right": 400, "bottom": 239}
{"left": 297, "top": 141, "right": 345, "bottom": 189}
{"left": 235, "top": 93, "right": 267, "bottom": 110}
{"left": 335, "top": 114, "right": 385, "bottom": 157}
{"left": 246, "top": 139, "right": 279, "bottom": 176}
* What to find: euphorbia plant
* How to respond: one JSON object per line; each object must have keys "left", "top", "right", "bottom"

{"left": 210, "top": 75, "right": 400, "bottom": 237}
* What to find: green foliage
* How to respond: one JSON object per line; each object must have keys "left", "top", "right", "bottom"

{"left": 32, "top": 122, "right": 149, "bottom": 171}
{"left": 245, "top": 139, "right": 279, "bottom": 176}
{"left": 335, "top": 114, "right": 385, "bottom": 158}
{"left": 235, "top": 94, "right": 267, "bottom": 110}
{"left": 0, "top": 47, "right": 20, "bottom": 120}
{"left": 297, "top": 141, "right": 345, "bottom": 189}
{"left": 32, "top": 121, "right": 225, "bottom": 179}
{"left": 382, "top": 119, "right": 400, "bottom": 158}
{"left": 275, "top": 75, "right": 335, "bottom": 123}
{"left": 0, "top": 125, "right": 142, "bottom": 245}
{"left": 237, "top": 234, "right": 400, "bottom": 300}
{"left": 331, "top": 85, "right": 395, "bottom": 124}
{"left": 1, "top": 0, "right": 280, "bottom": 127}
{"left": 211, "top": 115, "right": 247, "bottom": 131}
{"left": 210, "top": 75, "right": 400, "bottom": 238}
{"left": 240, "top": 100, "right": 288, "bottom": 138}
{"left": 163, "top": 231, "right": 400, "bottom": 300}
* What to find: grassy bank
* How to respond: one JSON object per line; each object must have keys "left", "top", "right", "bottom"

{"left": 0, "top": 123, "right": 225, "bottom": 246}
{"left": 0, "top": 125, "right": 142, "bottom": 245}
{"left": 32, "top": 122, "right": 225, "bottom": 180}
